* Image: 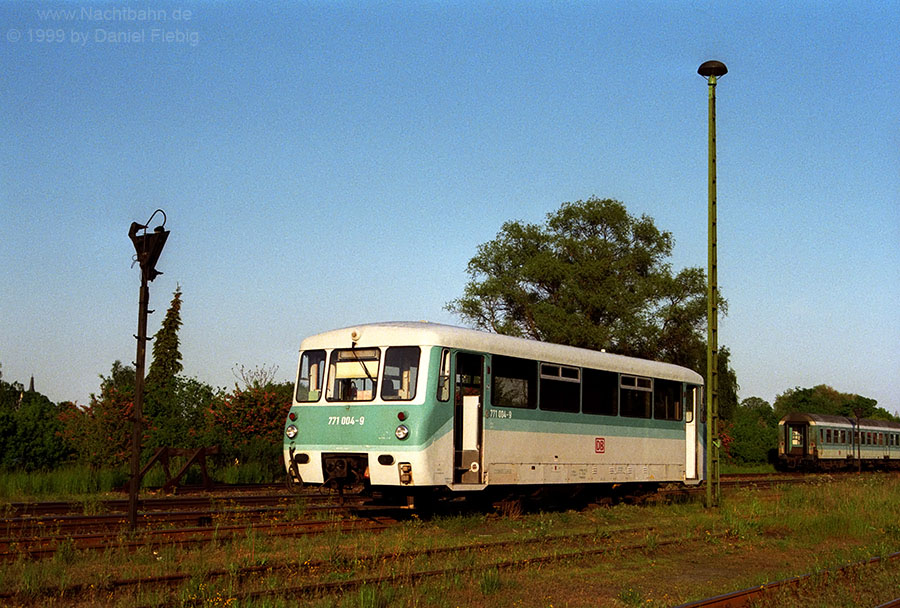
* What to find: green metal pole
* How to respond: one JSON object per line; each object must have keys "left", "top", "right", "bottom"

{"left": 699, "top": 60, "right": 726, "bottom": 508}
{"left": 706, "top": 73, "right": 720, "bottom": 508}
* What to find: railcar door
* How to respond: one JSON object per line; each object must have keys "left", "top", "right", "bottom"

{"left": 787, "top": 422, "right": 807, "bottom": 456}
{"left": 453, "top": 352, "right": 484, "bottom": 484}
{"left": 684, "top": 385, "right": 699, "bottom": 480}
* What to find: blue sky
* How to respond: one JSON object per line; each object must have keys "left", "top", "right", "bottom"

{"left": 1, "top": 1, "right": 897, "bottom": 414}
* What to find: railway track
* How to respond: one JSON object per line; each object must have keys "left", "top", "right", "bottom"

{"left": 1, "top": 474, "right": 894, "bottom": 606}
{"left": 1, "top": 515, "right": 395, "bottom": 561}
{"left": 0, "top": 489, "right": 395, "bottom": 561}
{"left": 0, "top": 523, "right": 700, "bottom": 605}
{"left": 8, "top": 514, "right": 895, "bottom": 607}
{"left": 675, "top": 551, "right": 900, "bottom": 607}
{"left": 0, "top": 473, "right": 826, "bottom": 562}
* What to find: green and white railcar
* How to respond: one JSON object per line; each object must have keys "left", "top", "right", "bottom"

{"left": 283, "top": 322, "right": 706, "bottom": 496}
{"left": 779, "top": 412, "right": 900, "bottom": 470}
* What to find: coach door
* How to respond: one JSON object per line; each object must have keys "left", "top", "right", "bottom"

{"left": 684, "top": 385, "right": 699, "bottom": 481}
{"left": 787, "top": 423, "right": 807, "bottom": 456}
{"left": 453, "top": 352, "right": 484, "bottom": 484}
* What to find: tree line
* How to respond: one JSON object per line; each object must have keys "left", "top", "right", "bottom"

{"left": 1, "top": 197, "right": 891, "bottom": 476}
{"left": 0, "top": 286, "right": 292, "bottom": 478}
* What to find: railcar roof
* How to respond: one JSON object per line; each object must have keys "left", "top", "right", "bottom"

{"left": 298, "top": 321, "right": 703, "bottom": 384}
{"left": 780, "top": 412, "right": 900, "bottom": 430}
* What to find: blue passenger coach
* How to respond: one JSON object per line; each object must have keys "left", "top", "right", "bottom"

{"left": 779, "top": 412, "right": 900, "bottom": 470}
{"left": 283, "top": 322, "right": 706, "bottom": 498}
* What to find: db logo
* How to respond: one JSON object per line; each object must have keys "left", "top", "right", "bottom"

{"left": 595, "top": 437, "right": 605, "bottom": 454}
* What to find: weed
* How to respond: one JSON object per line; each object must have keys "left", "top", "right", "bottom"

{"left": 617, "top": 587, "right": 643, "bottom": 606}
{"left": 479, "top": 567, "right": 502, "bottom": 595}
{"left": 355, "top": 583, "right": 394, "bottom": 608}
{"left": 529, "top": 513, "right": 554, "bottom": 538}
{"left": 53, "top": 537, "right": 77, "bottom": 565}
{"left": 722, "top": 505, "right": 760, "bottom": 540}
{"left": 284, "top": 496, "right": 308, "bottom": 520}
{"left": 81, "top": 493, "right": 105, "bottom": 515}
{"left": 644, "top": 532, "right": 659, "bottom": 552}
{"left": 19, "top": 560, "right": 49, "bottom": 599}
{"left": 592, "top": 526, "right": 612, "bottom": 543}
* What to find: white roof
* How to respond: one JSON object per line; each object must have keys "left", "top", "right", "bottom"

{"left": 780, "top": 412, "right": 900, "bottom": 431}
{"left": 299, "top": 321, "right": 703, "bottom": 384}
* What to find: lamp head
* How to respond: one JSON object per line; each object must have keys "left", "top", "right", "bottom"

{"left": 698, "top": 60, "right": 728, "bottom": 78}
{"left": 129, "top": 210, "right": 169, "bottom": 281}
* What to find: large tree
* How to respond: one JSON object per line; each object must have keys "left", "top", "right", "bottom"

{"left": 773, "top": 385, "right": 895, "bottom": 422}
{"left": 146, "top": 285, "right": 183, "bottom": 392}
{"left": 144, "top": 286, "right": 193, "bottom": 449}
{"left": 725, "top": 396, "right": 779, "bottom": 464}
{"left": 0, "top": 364, "right": 72, "bottom": 470}
{"left": 447, "top": 197, "right": 719, "bottom": 372}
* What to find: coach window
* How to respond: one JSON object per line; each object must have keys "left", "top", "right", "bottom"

{"left": 791, "top": 428, "right": 803, "bottom": 448}
{"left": 653, "top": 380, "right": 682, "bottom": 421}
{"left": 492, "top": 355, "right": 537, "bottom": 409}
{"left": 539, "top": 364, "right": 580, "bottom": 413}
{"left": 620, "top": 375, "right": 652, "bottom": 418}
{"left": 826, "top": 429, "right": 832, "bottom": 443}
{"left": 327, "top": 348, "right": 380, "bottom": 402}
{"left": 382, "top": 346, "right": 420, "bottom": 401}
{"left": 296, "top": 350, "right": 326, "bottom": 402}
{"left": 436, "top": 348, "right": 451, "bottom": 402}
{"left": 583, "top": 368, "right": 618, "bottom": 416}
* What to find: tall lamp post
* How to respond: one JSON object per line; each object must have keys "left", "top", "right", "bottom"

{"left": 698, "top": 60, "right": 726, "bottom": 508}
{"left": 127, "top": 210, "right": 169, "bottom": 529}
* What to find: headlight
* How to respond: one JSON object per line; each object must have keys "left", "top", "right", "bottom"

{"left": 285, "top": 424, "right": 298, "bottom": 439}
{"left": 395, "top": 425, "right": 409, "bottom": 440}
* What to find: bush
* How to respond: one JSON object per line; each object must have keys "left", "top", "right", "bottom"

{"left": 206, "top": 379, "right": 293, "bottom": 481}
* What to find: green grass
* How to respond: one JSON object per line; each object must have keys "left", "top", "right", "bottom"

{"left": 0, "top": 461, "right": 280, "bottom": 502}
{"left": 0, "top": 465, "right": 129, "bottom": 501}
{"left": 719, "top": 462, "right": 777, "bottom": 474}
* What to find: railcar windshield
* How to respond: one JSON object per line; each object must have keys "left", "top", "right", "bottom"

{"left": 326, "top": 348, "right": 380, "bottom": 402}
{"left": 381, "top": 346, "right": 420, "bottom": 401}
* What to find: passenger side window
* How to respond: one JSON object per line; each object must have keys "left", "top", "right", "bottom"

{"left": 582, "top": 368, "right": 618, "bottom": 416}
{"left": 653, "top": 379, "right": 683, "bottom": 421}
{"left": 492, "top": 355, "right": 537, "bottom": 409}
{"left": 620, "top": 375, "right": 652, "bottom": 418}
{"left": 539, "top": 363, "right": 580, "bottom": 413}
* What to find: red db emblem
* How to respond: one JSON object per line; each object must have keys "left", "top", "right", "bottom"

{"left": 595, "top": 437, "right": 605, "bottom": 454}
